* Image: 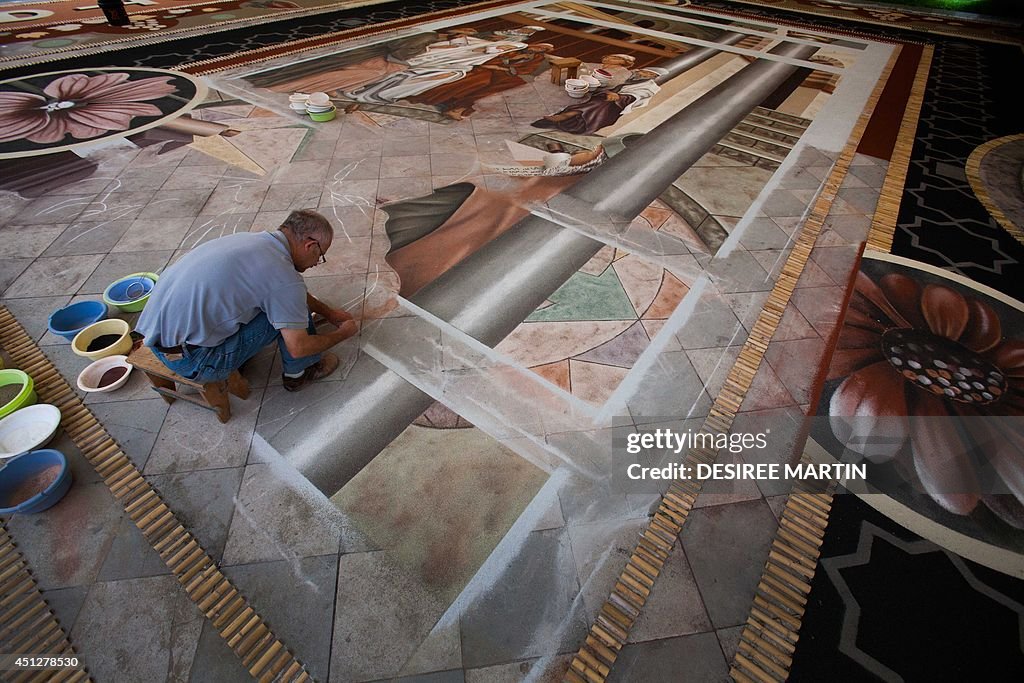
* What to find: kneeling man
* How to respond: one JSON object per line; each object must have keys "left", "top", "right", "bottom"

{"left": 136, "top": 209, "right": 358, "bottom": 391}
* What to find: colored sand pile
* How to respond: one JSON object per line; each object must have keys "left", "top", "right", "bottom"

{"left": 0, "top": 385, "right": 22, "bottom": 406}
{"left": 86, "top": 334, "right": 122, "bottom": 352}
{"left": 5, "top": 465, "right": 61, "bottom": 506}
{"left": 98, "top": 367, "right": 128, "bottom": 387}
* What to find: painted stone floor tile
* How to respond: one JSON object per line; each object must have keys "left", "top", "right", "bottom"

{"left": 606, "top": 632, "right": 730, "bottom": 683}
{"left": 69, "top": 575, "right": 203, "bottom": 682}
{"left": 332, "top": 415, "right": 548, "bottom": 604}
{"left": 497, "top": 246, "right": 693, "bottom": 407}
{"left": 681, "top": 499, "right": 780, "bottom": 629}
{"left": 5, "top": 481, "right": 122, "bottom": 590}
{"left": 190, "top": 555, "right": 339, "bottom": 682}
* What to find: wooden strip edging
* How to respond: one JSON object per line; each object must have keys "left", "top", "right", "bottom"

{"left": 562, "top": 45, "right": 901, "bottom": 683}
{"left": 0, "top": 522, "right": 91, "bottom": 683}
{"left": 965, "top": 133, "right": 1024, "bottom": 247}
{"left": 0, "top": 308, "right": 311, "bottom": 683}
{"left": 865, "top": 45, "right": 934, "bottom": 253}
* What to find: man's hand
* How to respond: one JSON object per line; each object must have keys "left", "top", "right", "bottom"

{"left": 322, "top": 307, "right": 354, "bottom": 327}
{"left": 281, "top": 319, "right": 359, "bottom": 359}
{"left": 307, "top": 293, "right": 354, "bottom": 328}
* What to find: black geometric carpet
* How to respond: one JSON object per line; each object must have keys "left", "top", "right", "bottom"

{"left": 789, "top": 494, "right": 1024, "bottom": 682}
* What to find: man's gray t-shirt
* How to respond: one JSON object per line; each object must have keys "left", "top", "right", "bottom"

{"left": 136, "top": 231, "right": 308, "bottom": 348}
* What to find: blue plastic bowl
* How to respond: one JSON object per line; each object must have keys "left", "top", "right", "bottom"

{"left": 47, "top": 300, "right": 108, "bottom": 342}
{"left": 105, "top": 275, "right": 154, "bottom": 304}
{"left": 0, "top": 449, "right": 71, "bottom": 514}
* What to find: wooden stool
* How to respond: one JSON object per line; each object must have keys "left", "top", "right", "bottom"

{"left": 547, "top": 56, "right": 582, "bottom": 84}
{"left": 127, "top": 345, "right": 250, "bottom": 423}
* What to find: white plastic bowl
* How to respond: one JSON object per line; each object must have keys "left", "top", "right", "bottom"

{"left": 0, "top": 404, "right": 61, "bottom": 459}
{"left": 307, "top": 91, "right": 330, "bottom": 106}
{"left": 77, "top": 355, "right": 133, "bottom": 393}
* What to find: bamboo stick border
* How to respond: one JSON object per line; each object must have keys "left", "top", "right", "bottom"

{"left": 562, "top": 43, "right": 902, "bottom": 683}
{"left": 865, "top": 44, "right": 934, "bottom": 253}
{"left": 0, "top": 522, "right": 91, "bottom": 683}
{"left": 965, "top": 133, "right": 1024, "bottom": 247}
{"left": 0, "top": 308, "right": 312, "bottom": 683}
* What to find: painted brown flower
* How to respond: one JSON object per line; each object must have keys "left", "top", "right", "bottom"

{"left": 829, "top": 270, "right": 1024, "bottom": 528}
{"left": 0, "top": 72, "right": 176, "bottom": 145}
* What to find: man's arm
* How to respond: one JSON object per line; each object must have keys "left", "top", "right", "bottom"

{"left": 280, "top": 321, "right": 358, "bottom": 359}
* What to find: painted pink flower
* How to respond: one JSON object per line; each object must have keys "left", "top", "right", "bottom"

{"left": 0, "top": 72, "right": 176, "bottom": 145}
{"left": 829, "top": 271, "right": 1024, "bottom": 529}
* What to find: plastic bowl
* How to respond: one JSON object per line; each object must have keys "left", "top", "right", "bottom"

{"left": 77, "top": 355, "right": 132, "bottom": 393}
{"left": 0, "top": 404, "right": 61, "bottom": 459}
{"left": 103, "top": 272, "right": 158, "bottom": 313}
{"left": 47, "top": 300, "right": 108, "bottom": 342}
{"left": 307, "top": 91, "right": 330, "bottom": 106}
{"left": 0, "top": 449, "right": 72, "bottom": 514}
{"left": 0, "top": 369, "right": 36, "bottom": 420}
{"left": 71, "top": 319, "right": 132, "bottom": 361}
{"left": 308, "top": 106, "right": 336, "bottom": 122}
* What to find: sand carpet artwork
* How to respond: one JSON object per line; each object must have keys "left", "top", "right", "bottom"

{"left": 737, "top": 252, "right": 1024, "bottom": 682}
{"left": 811, "top": 252, "right": 1024, "bottom": 573}
{"left": 2, "top": 0, "right": 1021, "bottom": 680}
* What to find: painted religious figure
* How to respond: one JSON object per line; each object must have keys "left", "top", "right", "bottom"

{"left": 406, "top": 43, "right": 554, "bottom": 120}
{"left": 343, "top": 38, "right": 530, "bottom": 104}
{"left": 532, "top": 66, "right": 666, "bottom": 135}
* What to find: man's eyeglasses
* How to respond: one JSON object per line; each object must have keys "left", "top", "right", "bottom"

{"left": 312, "top": 239, "right": 327, "bottom": 266}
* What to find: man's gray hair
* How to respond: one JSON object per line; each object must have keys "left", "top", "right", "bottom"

{"left": 281, "top": 209, "right": 333, "bottom": 242}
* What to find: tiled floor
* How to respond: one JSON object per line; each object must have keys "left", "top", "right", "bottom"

{"left": 0, "top": 4, "right": 895, "bottom": 679}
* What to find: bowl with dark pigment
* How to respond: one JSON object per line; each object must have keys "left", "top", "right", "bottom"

{"left": 0, "top": 369, "right": 36, "bottom": 420}
{"left": 72, "top": 319, "right": 132, "bottom": 361}
{"left": 0, "top": 449, "right": 71, "bottom": 514}
{"left": 47, "top": 300, "right": 108, "bottom": 342}
{"left": 77, "top": 355, "right": 132, "bottom": 393}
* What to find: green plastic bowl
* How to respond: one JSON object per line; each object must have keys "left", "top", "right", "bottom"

{"left": 0, "top": 370, "right": 37, "bottom": 420}
{"left": 103, "top": 272, "right": 159, "bottom": 313}
{"left": 308, "top": 106, "right": 336, "bottom": 122}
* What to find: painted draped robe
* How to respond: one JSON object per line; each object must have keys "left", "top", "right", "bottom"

{"left": 531, "top": 77, "right": 660, "bottom": 136}
{"left": 344, "top": 39, "right": 526, "bottom": 104}
{"left": 407, "top": 50, "right": 549, "bottom": 113}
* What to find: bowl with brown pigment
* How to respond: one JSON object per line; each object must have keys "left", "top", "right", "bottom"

{"left": 77, "top": 355, "right": 132, "bottom": 393}
{"left": 0, "top": 449, "right": 71, "bottom": 514}
{"left": 72, "top": 319, "right": 132, "bottom": 361}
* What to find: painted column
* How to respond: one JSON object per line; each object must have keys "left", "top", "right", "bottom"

{"left": 286, "top": 40, "right": 820, "bottom": 494}
{"left": 652, "top": 31, "right": 745, "bottom": 84}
